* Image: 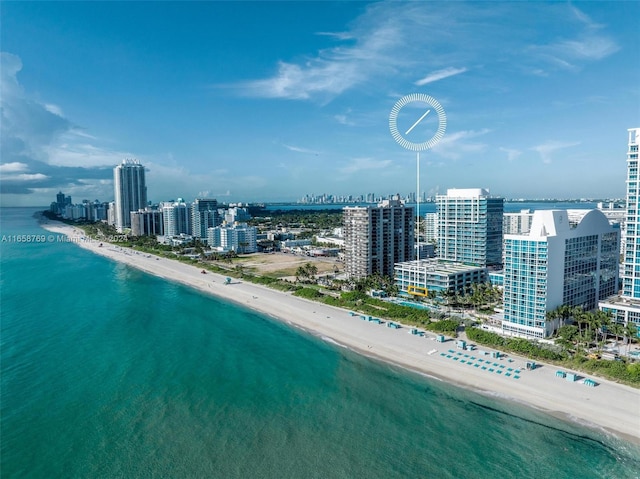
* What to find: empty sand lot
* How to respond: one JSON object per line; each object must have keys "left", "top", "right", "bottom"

{"left": 231, "top": 252, "right": 342, "bottom": 279}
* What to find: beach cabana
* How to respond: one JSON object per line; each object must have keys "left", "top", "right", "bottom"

{"left": 436, "top": 334, "right": 446, "bottom": 343}
{"left": 584, "top": 378, "right": 597, "bottom": 387}
{"left": 456, "top": 340, "right": 467, "bottom": 350}
{"left": 566, "top": 372, "right": 577, "bottom": 382}
{"left": 555, "top": 370, "right": 566, "bottom": 378}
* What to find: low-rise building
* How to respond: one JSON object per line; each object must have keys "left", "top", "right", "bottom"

{"left": 394, "top": 259, "right": 488, "bottom": 296}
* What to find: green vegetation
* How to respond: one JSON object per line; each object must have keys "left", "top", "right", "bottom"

{"left": 466, "top": 328, "right": 566, "bottom": 361}
{"left": 291, "top": 288, "right": 460, "bottom": 332}
{"left": 466, "top": 313, "right": 640, "bottom": 387}
{"left": 295, "top": 263, "right": 318, "bottom": 283}
{"left": 248, "top": 209, "right": 343, "bottom": 232}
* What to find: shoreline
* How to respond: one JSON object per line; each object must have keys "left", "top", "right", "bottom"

{"left": 40, "top": 220, "right": 640, "bottom": 445}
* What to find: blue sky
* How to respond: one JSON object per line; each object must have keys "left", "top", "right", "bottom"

{"left": 1, "top": 1, "right": 639, "bottom": 206}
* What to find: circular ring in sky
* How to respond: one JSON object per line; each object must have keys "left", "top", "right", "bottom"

{"left": 389, "top": 93, "right": 447, "bottom": 151}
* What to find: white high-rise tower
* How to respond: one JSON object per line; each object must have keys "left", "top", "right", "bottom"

{"left": 113, "top": 159, "right": 147, "bottom": 232}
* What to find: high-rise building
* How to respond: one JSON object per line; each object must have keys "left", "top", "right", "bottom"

{"left": 224, "top": 206, "right": 251, "bottom": 224}
{"left": 424, "top": 213, "right": 438, "bottom": 242}
{"left": 113, "top": 159, "right": 147, "bottom": 232}
{"left": 343, "top": 196, "right": 414, "bottom": 279}
{"left": 503, "top": 209, "right": 534, "bottom": 235}
{"left": 436, "top": 188, "right": 504, "bottom": 267}
{"left": 162, "top": 199, "right": 192, "bottom": 237}
{"left": 599, "top": 128, "right": 640, "bottom": 332}
{"left": 56, "top": 191, "right": 66, "bottom": 211}
{"left": 192, "top": 198, "right": 219, "bottom": 241}
{"left": 131, "top": 209, "right": 164, "bottom": 236}
{"left": 503, "top": 210, "right": 619, "bottom": 339}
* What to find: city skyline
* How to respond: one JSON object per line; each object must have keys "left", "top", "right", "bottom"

{"left": 1, "top": 1, "right": 639, "bottom": 207}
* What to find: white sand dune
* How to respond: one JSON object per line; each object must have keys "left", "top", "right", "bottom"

{"left": 41, "top": 221, "right": 640, "bottom": 444}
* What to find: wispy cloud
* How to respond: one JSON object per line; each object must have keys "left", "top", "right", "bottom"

{"left": 531, "top": 141, "right": 580, "bottom": 164}
{"left": 339, "top": 157, "right": 393, "bottom": 175}
{"left": 315, "top": 31, "right": 354, "bottom": 41}
{"left": 2, "top": 172, "right": 49, "bottom": 181}
{"left": 415, "top": 67, "right": 467, "bottom": 86}
{"left": 434, "top": 129, "right": 490, "bottom": 160}
{"left": 499, "top": 147, "right": 522, "bottom": 162}
{"left": 232, "top": 3, "right": 620, "bottom": 102}
{"left": 0, "top": 162, "right": 29, "bottom": 173}
{"left": 283, "top": 144, "right": 320, "bottom": 155}
{"left": 529, "top": 5, "right": 619, "bottom": 71}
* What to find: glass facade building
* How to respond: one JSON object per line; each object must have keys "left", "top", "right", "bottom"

{"left": 436, "top": 188, "right": 504, "bottom": 267}
{"left": 599, "top": 128, "right": 640, "bottom": 333}
{"left": 113, "top": 159, "right": 147, "bottom": 232}
{"left": 503, "top": 210, "right": 619, "bottom": 339}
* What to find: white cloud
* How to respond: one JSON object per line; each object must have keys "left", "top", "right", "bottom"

{"left": 339, "top": 157, "right": 393, "bottom": 175}
{"left": 44, "top": 103, "right": 64, "bottom": 117}
{"left": 433, "top": 129, "right": 490, "bottom": 160}
{"left": 499, "top": 147, "right": 522, "bottom": 162}
{"left": 283, "top": 144, "right": 320, "bottom": 155}
{"left": 0, "top": 162, "right": 29, "bottom": 173}
{"left": 233, "top": 3, "right": 620, "bottom": 102}
{"left": 44, "top": 141, "right": 136, "bottom": 168}
{"left": 415, "top": 67, "right": 467, "bottom": 86}
{"left": 529, "top": 5, "right": 618, "bottom": 70}
{"left": 2, "top": 173, "right": 49, "bottom": 181}
{"left": 531, "top": 141, "right": 580, "bottom": 164}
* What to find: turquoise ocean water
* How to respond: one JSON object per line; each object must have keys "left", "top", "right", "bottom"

{"left": 1, "top": 207, "right": 639, "bottom": 478}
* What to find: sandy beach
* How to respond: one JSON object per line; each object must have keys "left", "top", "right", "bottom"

{"left": 41, "top": 221, "right": 640, "bottom": 444}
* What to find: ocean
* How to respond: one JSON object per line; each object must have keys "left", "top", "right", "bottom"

{"left": 1, "top": 207, "right": 639, "bottom": 478}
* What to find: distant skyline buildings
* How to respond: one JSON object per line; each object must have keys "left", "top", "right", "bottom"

{"left": 113, "top": 160, "right": 147, "bottom": 233}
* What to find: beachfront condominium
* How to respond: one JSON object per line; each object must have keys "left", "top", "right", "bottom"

{"left": 599, "top": 128, "right": 640, "bottom": 333}
{"left": 503, "top": 209, "right": 619, "bottom": 339}
{"left": 207, "top": 223, "right": 258, "bottom": 254}
{"left": 113, "top": 159, "right": 147, "bottom": 232}
{"left": 436, "top": 188, "right": 504, "bottom": 267}
{"left": 343, "top": 196, "right": 414, "bottom": 279}
{"left": 162, "top": 200, "right": 192, "bottom": 237}
{"left": 130, "top": 209, "right": 164, "bottom": 237}
{"left": 192, "top": 198, "right": 220, "bottom": 241}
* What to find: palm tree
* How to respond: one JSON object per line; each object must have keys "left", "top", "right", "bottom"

{"left": 623, "top": 322, "right": 638, "bottom": 355}
{"left": 594, "top": 310, "right": 612, "bottom": 348}
{"left": 611, "top": 323, "right": 624, "bottom": 347}
{"left": 305, "top": 263, "right": 318, "bottom": 280}
{"left": 295, "top": 266, "right": 308, "bottom": 283}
